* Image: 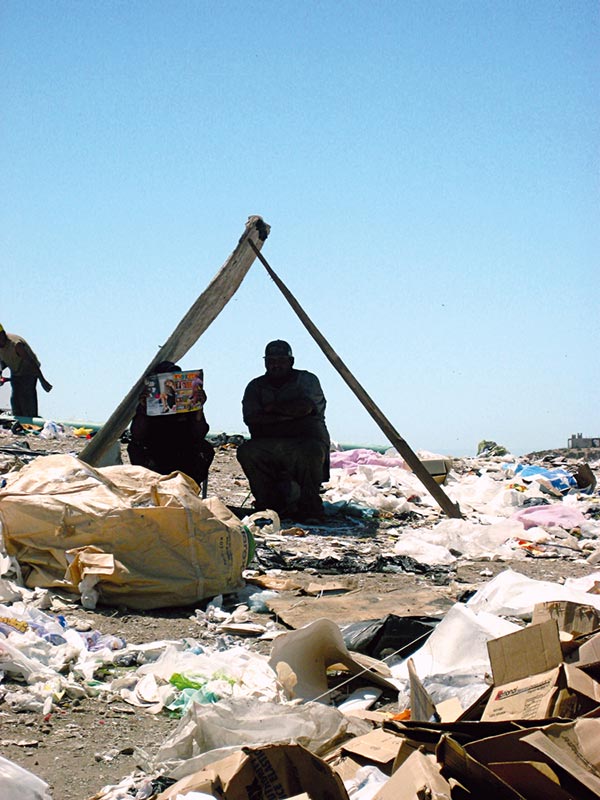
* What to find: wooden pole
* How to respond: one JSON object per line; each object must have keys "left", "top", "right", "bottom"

{"left": 249, "top": 240, "right": 462, "bottom": 519}
{"left": 79, "top": 216, "right": 270, "bottom": 466}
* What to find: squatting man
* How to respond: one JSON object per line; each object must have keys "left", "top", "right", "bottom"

{"left": 237, "top": 340, "right": 330, "bottom": 522}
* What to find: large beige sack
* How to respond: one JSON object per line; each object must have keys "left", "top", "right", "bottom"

{"left": 0, "top": 454, "right": 251, "bottom": 609}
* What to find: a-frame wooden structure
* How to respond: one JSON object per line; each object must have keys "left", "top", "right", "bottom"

{"left": 79, "top": 215, "right": 461, "bottom": 519}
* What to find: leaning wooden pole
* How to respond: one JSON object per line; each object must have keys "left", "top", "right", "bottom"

{"left": 249, "top": 241, "right": 462, "bottom": 519}
{"left": 80, "top": 216, "right": 270, "bottom": 467}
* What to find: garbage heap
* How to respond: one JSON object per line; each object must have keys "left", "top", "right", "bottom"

{"left": 0, "top": 443, "right": 599, "bottom": 799}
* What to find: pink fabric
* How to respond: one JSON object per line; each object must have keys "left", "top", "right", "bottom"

{"left": 512, "top": 505, "right": 587, "bottom": 531}
{"left": 329, "top": 448, "right": 407, "bottom": 473}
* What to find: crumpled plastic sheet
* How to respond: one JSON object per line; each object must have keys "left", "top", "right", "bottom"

{"left": 394, "top": 518, "right": 527, "bottom": 564}
{"left": 466, "top": 567, "right": 600, "bottom": 619}
{"left": 155, "top": 695, "right": 372, "bottom": 779}
{"left": 512, "top": 504, "right": 588, "bottom": 531}
{"left": 0, "top": 754, "right": 52, "bottom": 800}
{"left": 329, "top": 448, "right": 407, "bottom": 473}
{"left": 390, "top": 602, "right": 520, "bottom": 710}
{"left": 324, "top": 465, "right": 416, "bottom": 515}
{"left": 345, "top": 764, "right": 390, "bottom": 800}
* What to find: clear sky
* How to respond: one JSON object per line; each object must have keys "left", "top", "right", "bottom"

{"left": 1, "top": 1, "right": 598, "bottom": 457}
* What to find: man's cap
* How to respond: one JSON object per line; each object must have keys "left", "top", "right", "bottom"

{"left": 264, "top": 340, "right": 293, "bottom": 358}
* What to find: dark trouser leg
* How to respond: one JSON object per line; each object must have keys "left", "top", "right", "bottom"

{"left": 237, "top": 439, "right": 286, "bottom": 512}
{"left": 287, "top": 439, "right": 328, "bottom": 517}
{"left": 11, "top": 376, "right": 38, "bottom": 418}
{"left": 186, "top": 439, "right": 215, "bottom": 486}
{"left": 237, "top": 438, "right": 327, "bottom": 517}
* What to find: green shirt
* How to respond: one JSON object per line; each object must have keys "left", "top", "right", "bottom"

{"left": 0, "top": 333, "right": 40, "bottom": 377}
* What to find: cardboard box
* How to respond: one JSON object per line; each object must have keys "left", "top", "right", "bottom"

{"left": 339, "top": 727, "right": 402, "bottom": 773}
{"left": 437, "top": 734, "right": 528, "bottom": 799}
{"left": 487, "top": 620, "right": 563, "bottom": 686}
{"left": 488, "top": 761, "right": 572, "bottom": 800}
{"left": 532, "top": 601, "right": 600, "bottom": 636}
{"left": 458, "top": 719, "right": 600, "bottom": 799}
{"left": 157, "top": 744, "right": 350, "bottom": 800}
{"left": 522, "top": 719, "right": 600, "bottom": 797}
{"left": 482, "top": 663, "right": 600, "bottom": 722}
{"left": 482, "top": 667, "right": 561, "bottom": 722}
{"left": 574, "top": 630, "right": 600, "bottom": 674}
{"left": 463, "top": 728, "right": 583, "bottom": 799}
{"left": 373, "top": 750, "right": 452, "bottom": 799}
{"left": 482, "top": 618, "right": 600, "bottom": 722}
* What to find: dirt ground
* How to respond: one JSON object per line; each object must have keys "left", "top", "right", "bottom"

{"left": 0, "top": 427, "right": 597, "bottom": 800}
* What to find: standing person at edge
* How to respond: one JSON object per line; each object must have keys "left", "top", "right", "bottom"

{"left": 127, "top": 361, "right": 214, "bottom": 488}
{"left": 0, "top": 323, "right": 53, "bottom": 418}
{"left": 237, "top": 340, "right": 330, "bottom": 522}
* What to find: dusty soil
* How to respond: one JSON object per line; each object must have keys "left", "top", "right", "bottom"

{"left": 0, "top": 427, "right": 597, "bottom": 800}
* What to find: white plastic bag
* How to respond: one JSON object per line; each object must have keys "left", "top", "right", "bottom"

{"left": 0, "top": 755, "right": 52, "bottom": 800}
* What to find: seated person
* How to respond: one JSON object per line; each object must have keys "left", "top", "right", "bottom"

{"left": 128, "top": 361, "right": 214, "bottom": 488}
{"left": 237, "top": 340, "right": 330, "bottom": 521}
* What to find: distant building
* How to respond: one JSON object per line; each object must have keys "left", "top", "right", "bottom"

{"left": 568, "top": 433, "right": 600, "bottom": 448}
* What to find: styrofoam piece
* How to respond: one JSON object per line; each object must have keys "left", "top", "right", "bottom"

{"left": 337, "top": 686, "right": 382, "bottom": 712}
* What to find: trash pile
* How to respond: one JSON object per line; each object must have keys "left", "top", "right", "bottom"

{"left": 0, "top": 443, "right": 599, "bottom": 799}
{"left": 4, "top": 568, "right": 600, "bottom": 799}
{"left": 248, "top": 446, "right": 600, "bottom": 578}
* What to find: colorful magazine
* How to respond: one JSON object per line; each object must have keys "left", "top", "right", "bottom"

{"left": 145, "top": 369, "right": 204, "bottom": 416}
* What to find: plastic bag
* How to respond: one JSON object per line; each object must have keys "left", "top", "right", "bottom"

{"left": 0, "top": 755, "right": 52, "bottom": 800}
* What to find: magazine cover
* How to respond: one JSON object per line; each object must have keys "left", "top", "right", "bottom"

{"left": 145, "top": 369, "right": 204, "bottom": 416}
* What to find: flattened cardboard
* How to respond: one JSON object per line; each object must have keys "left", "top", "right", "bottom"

{"left": 373, "top": 750, "right": 451, "bottom": 800}
{"left": 161, "top": 744, "right": 349, "bottom": 800}
{"left": 436, "top": 696, "right": 464, "bottom": 723}
{"left": 407, "top": 657, "right": 438, "bottom": 722}
{"left": 391, "top": 738, "right": 432, "bottom": 772}
{"left": 575, "top": 631, "right": 600, "bottom": 670}
{"left": 488, "top": 761, "right": 573, "bottom": 800}
{"left": 436, "top": 734, "right": 527, "bottom": 799}
{"left": 465, "top": 729, "right": 579, "bottom": 799}
{"left": 532, "top": 601, "right": 600, "bottom": 636}
{"left": 340, "top": 727, "right": 402, "bottom": 768}
{"left": 266, "top": 582, "right": 453, "bottom": 629}
{"left": 561, "top": 663, "right": 600, "bottom": 706}
{"left": 329, "top": 754, "right": 364, "bottom": 783}
{"left": 523, "top": 721, "right": 600, "bottom": 797}
{"left": 304, "top": 578, "right": 358, "bottom": 596}
{"left": 487, "top": 619, "right": 563, "bottom": 686}
{"left": 228, "top": 744, "right": 349, "bottom": 800}
{"left": 157, "top": 751, "right": 244, "bottom": 799}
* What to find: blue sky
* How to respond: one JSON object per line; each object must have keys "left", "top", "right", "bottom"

{"left": 1, "top": 1, "right": 598, "bottom": 456}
